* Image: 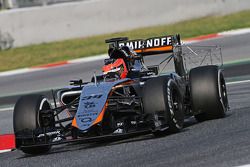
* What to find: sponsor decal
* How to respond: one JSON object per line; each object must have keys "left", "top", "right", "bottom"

{"left": 84, "top": 101, "right": 96, "bottom": 109}
{"left": 78, "top": 112, "right": 98, "bottom": 117}
{"left": 80, "top": 117, "right": 92, "bottom": 123}
{"left": 37, "top": 131, "right": 60, "bottom": 138}
{"left": 81, "top": 94, "right": 103, "bottom": 101}
{"left": 119, "top": 36, "right": 172, "bottom": 50}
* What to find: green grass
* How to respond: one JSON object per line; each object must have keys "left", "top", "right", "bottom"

{"left": 1, "top": 10, "right": 250, "bottom": 72}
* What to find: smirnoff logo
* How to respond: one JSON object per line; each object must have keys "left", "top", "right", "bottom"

{"left": 119, "top": 36, "right": 172, "bottom": 50}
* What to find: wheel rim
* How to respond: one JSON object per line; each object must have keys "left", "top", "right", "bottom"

{"left": 220, "top": 74, "right": 228, "bottom": 110}
{"left": 172, "top": 88, "right": 183, "bottom": 129}
{"left": 38, "top": 98, "right": 52, "bottom": 127}
{"left": 167, "top": 80, "right": 183, "bottom": 129}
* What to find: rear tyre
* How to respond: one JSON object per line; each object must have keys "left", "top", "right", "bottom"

{"left": 143, "top": 77, "right": 184, "bottom": 136}
{"left": 13, "top": 94, "right": 52, "bottom": 154}
{"left": 189, "top": 65, "right": 228, "bottom": 122}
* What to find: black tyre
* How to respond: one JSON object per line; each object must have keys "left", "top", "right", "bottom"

{"left": 189, "top": 65, "right": 228, "bottom": 122}
{"left": 13, "top": 94, "right": 52, "bottom": 154}
{"left": 142, "top": 77, "right": 184, "bottom": 135}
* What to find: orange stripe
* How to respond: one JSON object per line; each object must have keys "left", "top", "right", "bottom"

{"left": 91, "top": 102, "right": 108, "bottom": 126}
{"left": 135, "top": 45, "right": 173, "bottom": 53}
{"left": 71, "top": 117, "right": 78, "bottom": 128}
{"left": 112, "top": 80, "right": 134, "bottom": 89}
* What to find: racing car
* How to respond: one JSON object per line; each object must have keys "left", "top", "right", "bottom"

{"left": 13, "top": 34, "right": 229, "bottom": 154}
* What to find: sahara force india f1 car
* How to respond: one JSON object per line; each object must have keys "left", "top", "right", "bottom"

{"left": 13, "top": 34, "right": 229, "bottom": 154}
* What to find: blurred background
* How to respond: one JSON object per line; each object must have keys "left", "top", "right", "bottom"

{"left": 0, "top": 0, "right": 84, "bottom": 9}
{"left": 0, "top": 0, "right": 250, "bottom": 48}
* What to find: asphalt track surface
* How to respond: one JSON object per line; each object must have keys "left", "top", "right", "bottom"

{"left": 0, "top": 33, "right": 250, "bottom": 166}
{"left": 0, "top": 82, "right": 250, "bottom": 167}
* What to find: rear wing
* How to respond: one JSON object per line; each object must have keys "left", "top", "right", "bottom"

{"left": 106, "top": 35, "right": 181, "bottom": 56}
{"left": 105, "top": 35, "right": 184, "bottom": 76}
{"left": 119, "top": 35, "right": 181, "bottom": 56}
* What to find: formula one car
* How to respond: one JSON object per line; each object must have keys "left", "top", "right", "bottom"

{"left": 13, "top": 35, "right": 229, "bottom": 154}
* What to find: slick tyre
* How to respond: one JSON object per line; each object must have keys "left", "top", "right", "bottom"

{"left": 13, "top": 94, "right": 52, "bottom": 154}
{"left": 189, "top": 65, "right": 228, "bottom": 122}
{"left": 143, "top": 77, "right": 184, "bottom": 136}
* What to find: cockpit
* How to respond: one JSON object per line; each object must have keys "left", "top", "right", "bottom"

{"left": 102, "top": 45, "right": 148, "bottom": 79}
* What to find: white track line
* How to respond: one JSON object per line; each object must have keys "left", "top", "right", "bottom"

{"left": 219, "top": 28, "right": 250, "bottom": 36}
{"left": 0, "top": 149, "right": 12, "bottom": 154}
{"left": 236, "top": 164, "right": 250, "bottom": 167}
{"left": 0, "top": 107, "right": 14, "bottom": 112}
{"left": 226, "top": 79, "right": 250, "bottom": 85}
{"left": 0, "top": 68, "right": 43, "bottom": 77}
{"left": 68, "top": 54, "right": 108, "bottom": 64}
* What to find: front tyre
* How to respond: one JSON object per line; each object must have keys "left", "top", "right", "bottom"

{"left": 13, "top": 94, "right": 52, "bottom": 154}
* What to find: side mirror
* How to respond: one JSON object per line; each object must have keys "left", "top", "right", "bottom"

{"left": 147, "top": 65, "right": 159, "bottom": 75}
{"left": 104, "top": 59, "right": 115, "bottom": 65}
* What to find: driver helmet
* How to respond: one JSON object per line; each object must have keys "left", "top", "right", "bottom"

{"left": 102, "top": 58, "right": 128, "bottom": 79}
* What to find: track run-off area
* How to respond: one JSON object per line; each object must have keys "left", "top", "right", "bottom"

{"left": 0, "top": 32, "right": 250, "bottom": 166}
